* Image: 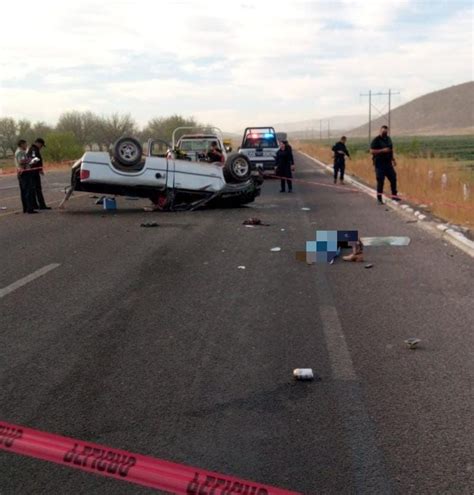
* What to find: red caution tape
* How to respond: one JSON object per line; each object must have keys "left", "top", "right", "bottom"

{"left": 0, "top": 421, "right": 302, "bottom": 495}
{"left": 271, "top": 174, "right": 474, "bottom": 211}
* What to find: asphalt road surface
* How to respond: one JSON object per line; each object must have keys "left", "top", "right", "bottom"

{"left": 1, "top": 154, "right": 473, "bottom": 494}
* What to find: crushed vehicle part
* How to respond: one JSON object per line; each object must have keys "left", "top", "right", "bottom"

{"left": 404, "top": 338, "right": 421, "bottom": 349}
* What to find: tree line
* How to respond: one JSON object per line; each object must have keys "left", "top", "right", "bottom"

{"left": 0, "top": 112, "right": 201, "bottom": 162}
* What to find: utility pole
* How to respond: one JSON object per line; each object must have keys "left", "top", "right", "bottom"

{"left": 388, "top": 89, "right": 391, "bottom": 131}
{"left": 360, "top": 89, "right": 400, "bottom": 147}
{"left": 369, "top": 90, "right": 372, "bottom": 147}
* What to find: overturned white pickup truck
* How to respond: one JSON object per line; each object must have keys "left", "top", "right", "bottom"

{"left": 64, "top": 137, "right": 262, "bottom": 210}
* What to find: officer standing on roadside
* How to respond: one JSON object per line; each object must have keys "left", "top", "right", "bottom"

{"left": 28, "top": 138, "right": 51, "bottom": 210}
{"left": 370, "top": 126, "right": 401, "bottom": 204}
{"left": 282, "top": 139, "right": 294, "bottom": 167}
{"left": 275, "top": 141, "right": 295, "bottom": 192}
{"left": 15, "top": 139, "right": 38, "bottom": 214}
{"left": 332, "top": 136, "right": 350, "bottom": 184}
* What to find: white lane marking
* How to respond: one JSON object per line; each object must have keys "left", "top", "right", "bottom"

{"left": 0, "top": 264, "right": 60, "bottom": 299}
{"left": 293, "top": 172, "right": 392, "bottom": 493}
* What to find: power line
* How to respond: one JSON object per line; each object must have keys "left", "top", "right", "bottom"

{"left": 360, "top": 89, "right": 400, "bottom": 147}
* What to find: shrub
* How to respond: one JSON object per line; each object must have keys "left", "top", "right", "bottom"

{"left": 42, "top": 132, "right": 84, "bottom": 162}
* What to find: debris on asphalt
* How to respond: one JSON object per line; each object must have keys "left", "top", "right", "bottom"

{"left": 343, "top": 253, "right": 364, "bottom": 262}
{"left": 301, "top": 207, "right": 311, "bottom": 211}
{"left": 0, "top": 206, "right": 7, "bottom": 210}
{"left": 244, "top": 225, "right": 256, "bottom": 228}
{"left": 95, "top": 196, "right": 105, "bottom": 205}
{"left": 329, "top": 258, "right": 335, "bottom": 265}
{"left": 281, "top": 228, "right": 286, "bottom": 232}
{"left": 103, "top": 198, "right": 116, "bottom": 210}
{"left": 365, "top": 263, "right": 374, "bottom": 269}
{"left": 271, "top": 247, "right": 281, "bottom": 252}
{"left": 237, "top": 266, "right": 246, "bottom": 270}
{"left": 295, "top": 251, "right": 306, "bottom": 262}
{"left": 361, "top": 236, "right": 411, "bottom": 247}
{"left": 406, "top": 220, "right": 418, "bottom": 223}
{"left": 143, "top": 206, "right": 155, "bottom": 212}
{"left": 89, "top": 195, "right": 99, "bottom": 199}
{"left": 293, "top": 368, "right": 316, "bottom": 381}
{"left": 140, "top": 222, "right": 159, "bottom": 228}
{"left": 243, "top": 217, "right": 263, "bottom": 226}
{"left": 404, "top": 338, "right": 421, "bottom": 350}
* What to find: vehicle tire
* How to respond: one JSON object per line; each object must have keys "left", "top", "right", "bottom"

{"left": 113, "top": 137, "right": 143, "bottom": 167}
{"left": 223, "top": 153, "right": 252, "bottom": 183}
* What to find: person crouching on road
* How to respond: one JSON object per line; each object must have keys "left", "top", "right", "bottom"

{"left": 275, "top": 141, "right": 294, "bottom": 193}
{"left": 15, "top": 139, "right": 38, "bottom": 214}
{"left": 370, "top": 126, "right": 400, "bottom": 204}
{"left": 332, "top": 136, "right": 350, "bottom": 184}
{"left": 206, "top": 141, "right": 224, "bottom": 163}
{"left": 27, "top": 138, "right": 51, "bottom": 210}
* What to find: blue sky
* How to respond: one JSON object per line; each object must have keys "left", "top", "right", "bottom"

{"left": 0, "top": 0, "right": 472, "bottom": 131}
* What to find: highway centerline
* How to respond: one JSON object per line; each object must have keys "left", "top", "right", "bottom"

{"left": 0, "top": 264, "right": 61, "bottom": 299}
{"left": 294, "top": 159, "right": 393, "bottom": 493}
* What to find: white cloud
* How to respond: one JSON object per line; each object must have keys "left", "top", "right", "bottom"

{"left": 0, "top": 0, "right": 472, "bottom": 131}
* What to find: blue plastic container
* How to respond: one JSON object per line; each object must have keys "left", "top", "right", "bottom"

{"left": 103, "top": 198, "right": 117, "bottom": 210}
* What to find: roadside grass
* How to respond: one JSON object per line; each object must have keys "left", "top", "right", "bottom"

{"left": 304, "top": 135, "right": 474, "bottom": 162}
{"left": 297, "top": 140, "right": 474, "bottom": 228}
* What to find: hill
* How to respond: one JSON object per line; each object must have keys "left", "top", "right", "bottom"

{"left": 275, "top": 115, "right": 366, "bottom": 136}
{"left": 349, "top": 81, "right": 474, "bottom": 137}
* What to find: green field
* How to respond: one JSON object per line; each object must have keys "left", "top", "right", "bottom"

{"left": 304, "top": 135, "right": 474, "bottom": 164}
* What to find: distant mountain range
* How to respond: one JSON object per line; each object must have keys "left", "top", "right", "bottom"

{"left": 275, "top": 115, "right": 366, "bottom": 136}
{"left": 349, "top": 81, "right": 474, "bottom": 137}
{"left": 273, "top": 81, "right": 473, "bottom": 138}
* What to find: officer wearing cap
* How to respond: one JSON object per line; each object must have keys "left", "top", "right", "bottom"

{"left": 28, "top": 138, "right": 51, "bottom": 210}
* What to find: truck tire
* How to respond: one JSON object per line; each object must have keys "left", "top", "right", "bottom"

{"left": 223, "top": 153, "right": 251, "bottom": 183}
{"left": 113, "top": 137, "right": 143, "bottom": 167}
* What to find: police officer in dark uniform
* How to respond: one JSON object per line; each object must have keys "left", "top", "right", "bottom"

{"left": 28, "top": 138, "right": 51, "bottom": 210}
{"left": 370, "top": 126, "right": 400, "bottom": 204}
{"left": 282, "top": 139, "right": 294, "bottom": 167}
{"left": 332, "top": 136, "right": 351, "bottom": 184}
{"left": 275, "top": 141, "right": 294, "bottom": 192}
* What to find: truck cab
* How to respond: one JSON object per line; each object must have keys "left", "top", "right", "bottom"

{"left": 238, "top": 127, "right": 279, "bottom": 171}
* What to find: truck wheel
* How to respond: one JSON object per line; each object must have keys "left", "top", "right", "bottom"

{"left": 113, "top": 137, "right": 143, "bottom": 167}
{"left": 224, "top": 153, "right": 251, "bottom": 183}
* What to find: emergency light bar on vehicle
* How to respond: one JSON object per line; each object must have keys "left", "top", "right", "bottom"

{"left": 245, "top": 128, "right": 275, "bottom": 136}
